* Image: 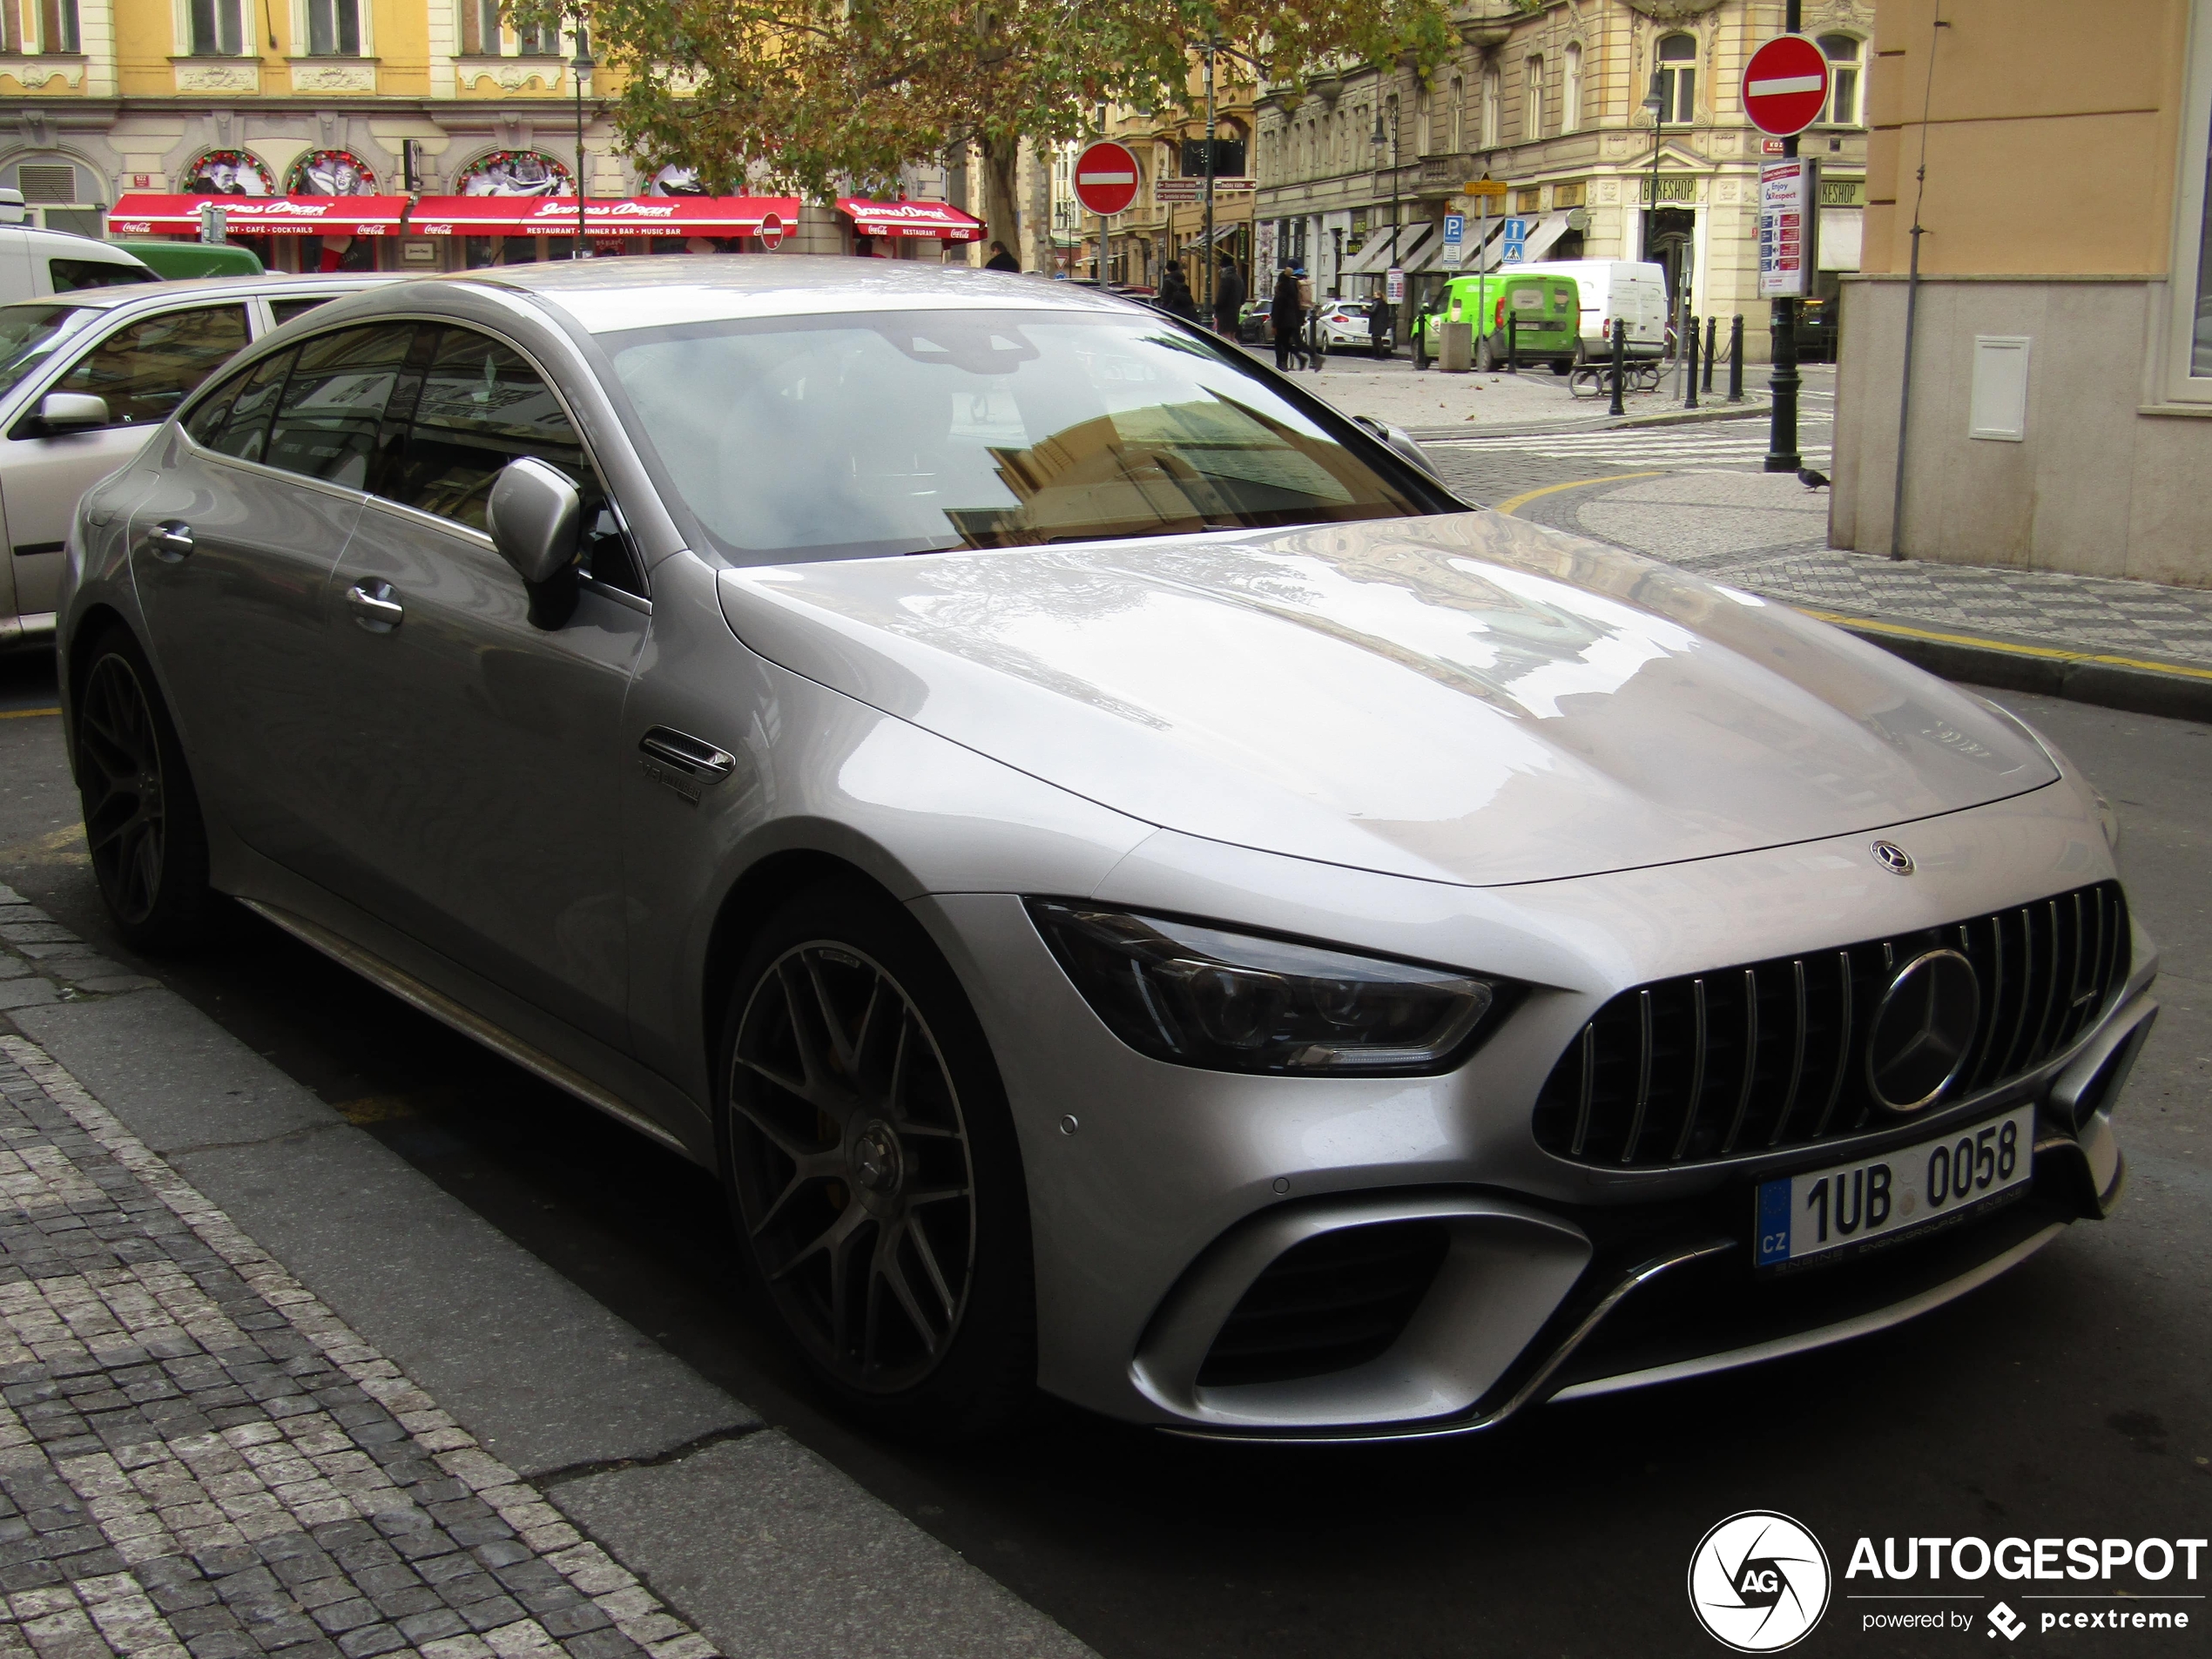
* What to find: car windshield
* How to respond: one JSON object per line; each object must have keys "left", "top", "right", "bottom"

{"left": 605, "top": 307, "right": 1432, "bottom": 563}
{"left": 0, "top": 303, "right": 98, "bottom": 401}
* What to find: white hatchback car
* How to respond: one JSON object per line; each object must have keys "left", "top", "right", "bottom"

{"left": 0, "top": 272, "right": 395, "bottom": 650}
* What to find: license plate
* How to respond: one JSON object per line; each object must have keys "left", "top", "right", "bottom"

{"left": 1754, "top": 1104, "right": 2035, "bottom": 1271}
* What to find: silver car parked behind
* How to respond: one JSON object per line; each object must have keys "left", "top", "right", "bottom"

{"left": 60, "top": 259, "right": 2155, "bottom": 1442}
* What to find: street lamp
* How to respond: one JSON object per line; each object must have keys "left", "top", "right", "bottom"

{"left": 1370, "top": 103, "right": 1399, "bottom": 266}
{"left": 1643, "top": 73, "right": 1664, "bottom": 267}
{"left": 570, "top": 17, "right": 594, "bottom": 259}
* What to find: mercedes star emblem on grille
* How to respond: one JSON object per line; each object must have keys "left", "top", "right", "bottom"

{"left": 1871, "top": 840, "right": 1915, "bottom": 876}
{"left": 1865, "top": 948, "right": 1983, "bottom": 1112}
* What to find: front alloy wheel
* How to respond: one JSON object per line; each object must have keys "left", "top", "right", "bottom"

{"left": 730, "top": 941, "right": 979, "bottom": 1394}
{"left": 74, "top": 632, "right": 211, "bottom": 952}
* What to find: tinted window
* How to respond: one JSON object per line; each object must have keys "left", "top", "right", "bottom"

{"left": 51, "top": 305, "right": 252, "bottom": 428}
{"left": 605, "top": 309, "right": 1432, "bottom": 563}
{"left": 182, "top": 368, "right": 245, "bottom": 448}
{"left": 48, "top": 260, "right": 156, "bottom": 293}
{"left": 270, "top": 297, "right": 335, "bottom": 327}
{"left": 264, "top": 324, "right": 415, "bottom": 490}
{"left": 206, "top": 347, "right": 296, "bottom": 464}
{"left": 0, "top": 302, "right": 95, "bottom": 401}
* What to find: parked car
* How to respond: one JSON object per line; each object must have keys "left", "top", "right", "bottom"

{"left": 1317, "top": 297, "right": 1393, "bottom": 356}
{"left": 1507, "top": 259, "right": 1669, "bottom": 363}
{"left": 1413, "top": 273, "right": 1581, "bottom": 371}
{"left": 1237, "top": 299, "right": 1273, "bottom": 344}
{"left": 0, "top": 272, "right": 395, "bottom": 651}
{"left": 62, "top": 259, "right": 2149, "bottom": 1446}
{"left": 0, "top": 207, "right": 157, "bottom": 303}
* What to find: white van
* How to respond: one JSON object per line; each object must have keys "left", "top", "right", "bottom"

{"left": 1508, "top": 259, "right": 1668, "bottom": 361}
{"left": 0, "top": 190, "right": 157, "bottom": 304}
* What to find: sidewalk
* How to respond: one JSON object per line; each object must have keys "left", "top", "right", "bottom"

{"left": 0, "top": 888, "right": 1093, "bottom": 1659}
{"left": 1506, "top": 468, "right": 2212, "bottom": 723}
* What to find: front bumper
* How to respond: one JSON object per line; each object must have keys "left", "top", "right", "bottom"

{"left": 914, "top": 786, "right": 2153, "bottom": 1438}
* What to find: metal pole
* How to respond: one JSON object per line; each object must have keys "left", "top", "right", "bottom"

{"left": 1728, "top": 314, "right": 1744, "bottom": 401}
{"left": 1684, "top": 304, "right": 1697, "bottom": 408}
{"left": 1891, "top": 7, "right": 1950, "bottom": 558}
{"left": 1507, "top": 309, "right": 1517, "bottom": 373}
{"left": 1204, "top": 37, "right": 1217, "bottom": 316}
{"left": 1608, "top": 316, "right": 1626, "bottom": 416}
{"left": 571, "top": 17, "right": 591, "bottom": 259}
{"left": 1764, "top": 0, "right": 1805, "bottom": 471}
{"left": 1703, "top": 315, "right": 1716, "bottom": 393}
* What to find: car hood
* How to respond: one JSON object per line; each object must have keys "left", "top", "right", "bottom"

{"left": 713, "top": 512, "right": 2059, "bottom": 887}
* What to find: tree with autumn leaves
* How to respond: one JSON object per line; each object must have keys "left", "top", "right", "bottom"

{"left": 519, "top": 0, "right": 1454, "bottom": 253}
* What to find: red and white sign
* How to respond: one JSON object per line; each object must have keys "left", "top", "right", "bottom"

{"left": 107, "top": 194, "right": 410, "bottom": 236}
{"left": 759, "top": 212, "right": 785, "bottom": 250}
{"left": 833, "top": 199, "right": 985, "bottom": 241}
{"left": 405, "top": 195, "right": 802, "bottom": 237}
{"left": 1072, "top": 140, "right": 1141, "bottom": 218}
{"left": 1741, "top": 35, "right": 1831, "bottom": 138}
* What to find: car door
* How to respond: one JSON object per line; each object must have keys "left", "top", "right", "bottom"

{"left": 2, "top": 300, "right": 249, "bottom": 622}
{"left": 130, "top": 324, "right": 416, "bottom": 861}
{"left": 311, "top": 323, "right": 648, "bottom": 1049}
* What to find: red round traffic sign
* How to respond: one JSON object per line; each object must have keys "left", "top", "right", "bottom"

{"left": 1073, "top": 141, "right": 1141, "bottom": 218}
{"left": 759, "top": 212, "right": 784, "bottom": 250}
{"left": 1741, "top": 35, "right": 1831, "bottom": 138}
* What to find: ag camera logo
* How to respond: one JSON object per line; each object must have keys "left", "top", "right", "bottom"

{"left": 1689, "top": 1511, "right": 1832, "bottom": 1652}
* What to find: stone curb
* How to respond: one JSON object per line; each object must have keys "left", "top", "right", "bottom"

{"left": 1403, "top": 396, "right": 1774, "bottom": 443}
{"left": 1802, "top": 607, "right": 2212, "bottom": 725}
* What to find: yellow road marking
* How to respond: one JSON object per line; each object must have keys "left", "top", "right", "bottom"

{"left": 334, "top": 1096, "right": 421, "bottom": 1125}
{"left": 1494, "top": 470, "right": 1665, "bottom": 516}
{"left": 1795, "top": 607, "right": 2212, "bottom": 685}
{"left": 0, "top": 823, "right": 86, "bottom": 865}
{"left": 0, "top": 706, "right": 59, "bottom": 720}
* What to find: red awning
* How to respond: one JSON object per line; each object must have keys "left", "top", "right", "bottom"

{"left": 404, "top": 195, "right": 802, "bottom": 237}
{"left": 107, "top": 194, "right": 412, "bottom": 236}
{"left": 835, "top": 199, "right": 984, "bottom": 241}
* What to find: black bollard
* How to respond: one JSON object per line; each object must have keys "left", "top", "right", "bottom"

{"left": 1727, "top": 314, "right": 1744, "bottom": 403}
{"left": 1608, "top": 319, "right": 1626, "bottom": 416}
{"left": 1684, "top": 317, "right": 1698, "bottom": 408}
{"left": 1507, "top": 311, "right": 1518, "bottom": 373}
{"left": 1703, "top": 316, "right": 1717, "bottom": 394}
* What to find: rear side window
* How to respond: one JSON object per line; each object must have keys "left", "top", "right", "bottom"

{"left": 206, "top": 347, "right": 296, "bottom": 464}
{"left": 264, "top": 324, "right": 416, "bottom": 489}
{"left": 48, "top": 260, "right": 156, "bottom": 293}
{"left": 383, "top": 327, "right": 593, "bottom": 533}
{"left": 51, "top": 304, "right": 251, "bottom": 428}
{"left": 182, "top": 369, "right": 245, "bottom": 448}
{"left": 270, "top": 297, "right": 334, "bottom": 327}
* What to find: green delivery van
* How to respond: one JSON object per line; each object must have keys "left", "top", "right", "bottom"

{"left": 1413, "top": 272, "right": 1581, "bottom": 372}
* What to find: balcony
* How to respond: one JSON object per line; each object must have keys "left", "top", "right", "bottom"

{"left": 1415, "top": 154, "right": 1465, "bottom": 198}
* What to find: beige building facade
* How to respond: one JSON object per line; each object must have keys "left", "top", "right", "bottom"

{"left": 1830, "top": 0, "right": 2212, "bottom": 586}
{"left": 1253, "top": 0, "right": 1872, "bottom": 359}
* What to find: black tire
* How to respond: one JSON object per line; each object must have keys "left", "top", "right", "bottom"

{"left": 716, "top": 881, "right": 1035, "bottom": 1440}
{"left": 1550, "top": 358, "right": 1572, "bottom": 375}
{"left": 1475, "top": 335, "right": 1496, "bottom": 373}
{"left": 73, "top": 627, "right": 212, "bottom": 954}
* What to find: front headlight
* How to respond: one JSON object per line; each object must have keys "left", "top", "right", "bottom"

{"left": 1026, "top": 900, "right": 1515, "bottom": 1076}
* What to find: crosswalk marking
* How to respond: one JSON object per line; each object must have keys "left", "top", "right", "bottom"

{"left": 1427, "top": 422, "right": 1833, "bottom": 471}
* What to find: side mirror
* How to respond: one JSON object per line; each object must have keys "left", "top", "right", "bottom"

{"left": 37, "top": 392, "right": 110, "bottom": 434}
{"left": 1353, "top": 414, "right": 1443, "bottom": 482}
{"left": 485, "top": 456, "right": 581, "bottom": 585}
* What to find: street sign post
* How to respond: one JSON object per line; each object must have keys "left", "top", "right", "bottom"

{"left": 1742, "top": 34, "right": 1831, "bottom": 138}
{"left": 1441, "top": 212, "right": 1465, "bottom": 269}
{"left": 1073, "top": 141, "right": 1141, "bottom": 217}
{"left": 1155, "top": 178, "right": 1201, "bottom": 204}
{"left": 1502, "top": 215, "right": 1528, "bottom": 264}
{"left": 1466, "top": 175, "right": 1504, "bottom": 278}
{"left": 1386, "top": 267, "right": 1405, "bottom": 303}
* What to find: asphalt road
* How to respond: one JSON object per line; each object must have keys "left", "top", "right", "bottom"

{"left": 1, "top": 642, "right": 2205, "bottom": 1658}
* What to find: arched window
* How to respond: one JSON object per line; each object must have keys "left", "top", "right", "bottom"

{"left": 1526, "top": 55, "right": 1545, "bottom": 140}
{"left": 1480, "top": 65, "right": 1501, "bottom": 148}
{"left": 1819, "top": 35, "right": 1863, "bottom": 126}
{"left": 1450, "top": 76, "right": 1464, "bottom": 152}
{"left": 1416, "top": 84, "right": 1432, "bottom": 155}
{"left": 1562, "top": 43, "right": 1582, "bottom": 133}
{"left": 1655, "top": 32, "right": 1696, "bottom": 125}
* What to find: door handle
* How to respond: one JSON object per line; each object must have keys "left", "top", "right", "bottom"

{"left": 143, "top": 520, "right": 193, "bottom": 563}
{"left": 346, "top": 579, "right": 404, "bottom": 633}
{"left": 638, "top": 727, "right": 737, "bottom": 781}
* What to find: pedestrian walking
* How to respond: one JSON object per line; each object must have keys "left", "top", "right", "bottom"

{"left": 1157, "top": 260, "right": 1200, "bottom": 324}
{"left": 1271, "top": 265, "right": 1308, "bottom": 371}
{"left": 1214, "top": 257, "right": 1245, "bottom": 340}
{"left": 983, "top": 240, "right": 1021, "bottom": 273}
{"left": 1368, "top": 292, "right": 1391, "bottom": 359}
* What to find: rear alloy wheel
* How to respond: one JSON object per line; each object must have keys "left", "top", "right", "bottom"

{"left": 720, "top": 887, "right": 1033, "bottom": 1437}
{"left": 74, "top": 631, "right": 212, "bottom": 953}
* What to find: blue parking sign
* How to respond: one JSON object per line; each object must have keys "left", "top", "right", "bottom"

{"left": 1443, "top": 213, "right": 1465, "bottom": 243}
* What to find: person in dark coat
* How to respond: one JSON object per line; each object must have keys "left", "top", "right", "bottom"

{"left": 1213, "top": 258, "right": 1246, "bottom": 338}
{"left": 983, "top": 240, "right": 1021, "bottom": 272}
{"left": 1271, "top": 265, "right": 1307, "bottom": 371}
{"left": 1368, "top": 292, "right": 1391, "bottom": 358}
{"left": 1157, "top": 260, "right": 1200, "bottom": 323}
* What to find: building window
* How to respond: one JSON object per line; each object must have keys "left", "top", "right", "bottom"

{"left": 1656, "top": 32, "right": 1696, "bottom": 125}
{"left": 1449, "top": 77, "right": 1463, "bottom": 152}
{"left": 189, "top": 0, "right": 244, "bottom": 54}
{"left": 35, "top": 0, "right": 78, "bottom": 51}
{"left": 515, "top": 17, "right": 557, "bottom": 54}
{"left": 1819, "top": 36, "right": 1863, "bottom": 126}
{"left": 306, "top": 0, "right": 358, "bottom": 55}
{"left": 1553, "top": 180, "right": 1585, "bottom": 209}
{"left": 1416, "top": 85, "right": 1432, "bottom": 155}
{"left": 1562, "top": 43, "right": 1582, "bottom": 132}
{"left": 1526, "top": 57, "right": 1544, "bottom": 141}
{"left": 1481, "top": 66, "right": 1500, "bottom": 148}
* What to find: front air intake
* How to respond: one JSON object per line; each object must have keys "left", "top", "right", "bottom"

{"left": 1196, "top": 1220, "right": 1448, "bottom": 1387}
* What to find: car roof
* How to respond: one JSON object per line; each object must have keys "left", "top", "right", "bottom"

{"left": 460, "top": 254, "right": 1150, "bottom": 334}
{"left": 2, "top": 272, "right": 410, "bottom": 313}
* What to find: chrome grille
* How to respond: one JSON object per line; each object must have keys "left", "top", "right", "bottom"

{"left": 1533, "top": 880, "right": 2129, "bottom": 1169}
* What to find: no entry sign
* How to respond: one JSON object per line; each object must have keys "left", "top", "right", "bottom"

{"left": 1073, "top": 140, "right": 1141, "bottom": 217}
{"left": 1741, "top": 35, "right": 1831, "bottom": 138}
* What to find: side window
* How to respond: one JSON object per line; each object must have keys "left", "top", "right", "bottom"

{"left": 384, "top": 327, "right": 643, "bottom": 595}
{"left": 49, "top": 260, "right": 156, "bottom": 293}
{"left": 51, "top": 305, "right": 252, "bottom": 428}
{"left": 263, "top": 324, "right": 417, "bottom": 490}
{"left": 270, "top": 297, "right": 335, "bottom": 327}
{"left": 206, "top": 347, "right": 297, "bottom": 465}
{"left": 181, "top": 367, "right": 246, "bottom": 448}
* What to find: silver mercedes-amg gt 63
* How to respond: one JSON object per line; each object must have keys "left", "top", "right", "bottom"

{"left": 58, "top": 260, "right": 2154, "bottom": 1441}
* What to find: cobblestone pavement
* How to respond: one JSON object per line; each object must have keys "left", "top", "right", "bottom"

{"left": 0, "top": 993, "right": 721, "bottom": 1659}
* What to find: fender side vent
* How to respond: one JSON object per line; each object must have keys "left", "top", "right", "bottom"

{"left": 1197, "top": 1220, "right": 1449, "bottom": 1388}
